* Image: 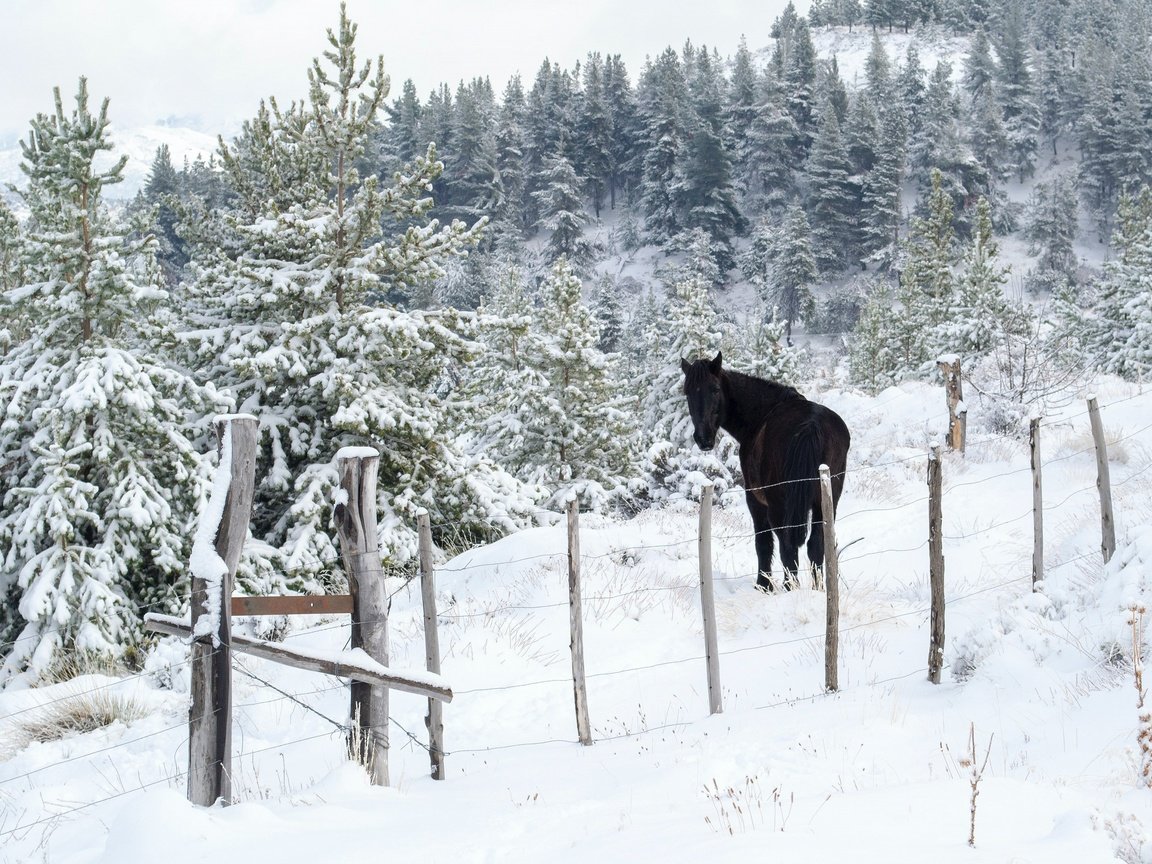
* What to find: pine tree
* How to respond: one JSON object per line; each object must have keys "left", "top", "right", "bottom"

{"left": 593, "top": 272, "right": 625, "bottom": 353}
{"left": 638, "top": 274, "right": 737, "bottom": 502}
{"left": 482, "top": 257, "right": 636, "bottom": 509}
{"left": 491, "top": 75, "right": 529, "bottom": 245}
{"left": 184, "top": 6, "right": 533, "bottom": 580}
{"left": 996, "top": 8, "right": 1041, "bottom": 182}
{"left": 1025, "top": 174, "right": 1079, "bottom": 291}
{"left": 533, "top": 153, "right": 591, "bottom": 265}
{"left": 1090, "top": 186, "right": 1152, "bottom": 379}
{"left": 0, "top": 199, "right": 24, "bottom": 293}
{"left": 638, "top": 48, "right": 691, "bottom": 244}
{"left": 942, "top": 197, "right": 1019, "bottom": 356}
{"left": 743, "top": 64, "right": 798, "bottom": 212}
{"left": 858, "top": 101, "right": 905, "bottom": 265}
{"left": 577, "top": 53, "right": 613, "bottom": 218}
{"left": 0, "top": 79, "right": 221, "bottom": 679}
{"left": 766, "top": 203, "right": 818, "bottom": 343}
{"left": 679, "top": 46, "right": 745, "bottom": 273}
{"left": 806, "top": 100, "right": 857, "bottom": 272}
{"left": 604, "top": 54, "right": 639, "bottom": 210}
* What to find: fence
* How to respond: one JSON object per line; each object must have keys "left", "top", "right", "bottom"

{"left": 1, "top": 382, "right": 1144, "bottom": 834}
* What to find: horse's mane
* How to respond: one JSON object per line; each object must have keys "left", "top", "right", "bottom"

{"left": 722, "top": 367, "right": 802, "bottom": 406}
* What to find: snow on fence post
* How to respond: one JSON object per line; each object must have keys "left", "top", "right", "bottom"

{"left": 567, "top": 496, "right": 593, "bottom": 746}
{"left": 417, "top": 510, "right": 445, "bottom": 780}
{"left": 1087, "top": 396, "right": 1117, "bottom": 564}
{"left": 335, "top": 447, "right": 389, "bottom": 786}
{"left": 188, "top": 414, "right": 258, "bottom": 808}
{"left": 937, "top": 355, "right": 966, "bottom": 454}
{"left": 927, "top": 445, "right": 945, "bottom": 684}
{"left": 697, "top": 482, "right": 722, "bottom": 715}
{"left": 819, "top": 465, "right": 840, "bottom": 693}
{"left": 1030, "top": 417, "right": 1044, "bottom": 590}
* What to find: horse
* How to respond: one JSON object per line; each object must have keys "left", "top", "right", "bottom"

{"left": 681, "top": 352, "right": 850, "bottom": 592}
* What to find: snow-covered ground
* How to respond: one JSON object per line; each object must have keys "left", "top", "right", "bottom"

{"left": 3, "top": 375, "right": 1152, "bottom": 862}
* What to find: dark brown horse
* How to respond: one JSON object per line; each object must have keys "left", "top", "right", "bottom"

{"left": 681, "top": 352, "right": 850, "bottom": 591}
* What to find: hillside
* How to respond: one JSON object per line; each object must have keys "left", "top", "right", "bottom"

{"left": 2, "top": 376, "right": 1151, "bottom": 862}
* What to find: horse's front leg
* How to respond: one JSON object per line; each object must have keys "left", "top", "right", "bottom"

{"left": 745, "top": 491, "right": 775, "bottom": 592}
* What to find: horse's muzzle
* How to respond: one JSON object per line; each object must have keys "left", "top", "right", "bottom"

{"left": 695, "top": 434, "right": 715, "bottom": 451}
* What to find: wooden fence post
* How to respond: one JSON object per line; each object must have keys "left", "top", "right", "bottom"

{"left": 335, "top": 447, "right": 389, "bottom": 786}
{"left": 417, "top": 510, "right": 445, "bottom": 780}
{"left": 698, "top": 482, "right": 722, "bottom": 715}
{"left": 567, "top": 497, "right": 592, "bottom": 745}
{"left": 937, "top": 356, "right": 967, "bottom": 454}
{"left": 188, "top": 414, "right": 258, "bottom": 807}
{"left": 819, "top": 465, "right": 840, "bottom": 693}
{"left": 1087, "top": 396, "right": 1116, "bottom": 564}
{"left": 1030, "top": 417, "right": 1044, "bottom": 590}
{"left": 927, "top": 445, "right": 945, "bottom": 684}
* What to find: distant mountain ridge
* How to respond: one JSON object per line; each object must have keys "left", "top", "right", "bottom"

{"left": 0, "top": 124, "right": 220, "bottom": 200}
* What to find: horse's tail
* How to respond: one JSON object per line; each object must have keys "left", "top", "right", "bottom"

{"left": 783, "top": 418, "right": 823, "bottom": 547}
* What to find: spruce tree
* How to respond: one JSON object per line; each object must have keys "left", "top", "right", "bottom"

{"left": 184, "top": 6, "right": 533, "bottom": 579}
{"left": 533, "top": 153, "right": 591, "bottom": 265}
{"left": 806, "top": 100, "right": 857, "bottom": 272}
{"left": 766, "top": 203, "right": 818, "bottom": 344}
{"left": 0, "top": 79, "right": 221, "bottom": 679}
{"left": 1090, "top": 186, "right": 1152, "bottom": 379}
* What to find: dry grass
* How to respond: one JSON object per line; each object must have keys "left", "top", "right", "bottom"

{"left": 9, "top": 689, "right": 149, "bottom": 749}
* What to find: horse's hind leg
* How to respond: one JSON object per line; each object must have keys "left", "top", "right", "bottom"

{"left": 779, "top": 537, "right": 800, "bottom": 591}
{"left": 807, "top": 500, "right": 825, "bottom": 590}
{"left": 746, "top": 491, "right": 775, "bottom": 592}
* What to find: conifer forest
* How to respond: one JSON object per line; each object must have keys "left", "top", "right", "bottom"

{"left": 3, "top": 0, "right": 1152, "bottom": 680}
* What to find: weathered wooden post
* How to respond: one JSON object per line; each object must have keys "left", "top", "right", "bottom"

{"left": 188, "top": 414, "right": 258, "bottom": 807}
{"left": 698, "top": 482, "right": 722, "bottom": 715}
{"left": 334, "top": 447, "right": 389, "bottom": 785}
{"left": 417, "top": 510, "right": 445, "bottom": 780}
{"left": 1087, "top": 396, "right": 1116, "bottom": 564}
{"left": 937, "top": 356, "right": 966, "bottom": 454}
{"left": 567, "top": 497, "right": 592, "bottom": 745}
{"left": 819, "top": 465, "right": 840, "bottom": 693}
{"left": 927, "top": 445, "right": 945, "bottom": 684}
{"left": 1030, "top": 417, "right": 1044, "bottom": 590}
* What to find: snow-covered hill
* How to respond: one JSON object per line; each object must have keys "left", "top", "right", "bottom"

{"left": 3, "top": 376, "right": 1152, "bottom": 862}
{"left": 0, "top": 124, "right": 219, "bottom": 200}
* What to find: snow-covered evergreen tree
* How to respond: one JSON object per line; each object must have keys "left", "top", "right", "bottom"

{"left": 533, "top": 153, "right": 592, "bottom": 265}
{"left": 639, "top": 271, "right": 739, "bottom": 504}
{"left": 1090, "top": 186, "right": 1152, "bottom": 379}
{"left": 183, "top": 6, "right": 536, "bottom": 580}
{"left": 0, "top": 79, "right": 222, "bottom": 680}
{"left": 806, "top": 100, "right": 856, "bottom": 272}
{"left": 765, "top": 203, "right": 817, "bottom": 343}
{"left": 1025, "top": 174, "right": 1079, "bottom": 292}
{"left": 476, "top": 257, "right": 635, "bottom": 509}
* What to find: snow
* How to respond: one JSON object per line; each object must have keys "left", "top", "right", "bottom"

{"left": 189, "top": 423, "right": 233, "bottom": 642}
{"left": 334, "top": 446, "right": 381, "bottom": 461}
{"left": 3, "top": 377, "right": 1152, "bottom": 862}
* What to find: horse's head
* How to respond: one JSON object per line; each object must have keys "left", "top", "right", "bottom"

{"left": 681, "top": 351, "right": 725, "bottom": 451}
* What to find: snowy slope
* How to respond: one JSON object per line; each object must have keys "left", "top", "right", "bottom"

{"left": 2, "top": 376, "right": 1152, "bottom": 862}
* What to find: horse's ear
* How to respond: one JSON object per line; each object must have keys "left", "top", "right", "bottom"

{"left": 680, "top": 357, "right": 691, "bottom": 375}
{"left": 710, "top": 351, "right": 723, "bottom": 373}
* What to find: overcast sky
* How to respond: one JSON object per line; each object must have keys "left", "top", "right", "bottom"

{"left": 0, "top": 0, "right": 806, "bottom": 143}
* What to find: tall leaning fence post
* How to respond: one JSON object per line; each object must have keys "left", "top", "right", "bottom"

{"left": 1087, "top": 395, "right": 1116, "bottom": 564}
{"left": 927, "top": 444, "right": 945, "bottom": 684}
{"left": 417, "top": 510, "right": 446, "bottom": 780}
{"left": 188, "top": 414, "right": 258, "bottom": 807}
{"left": 335, "top": 447, "right": 389, "bottom": 786}
{"left": 567, "top": 496, "right": 593, "bottom": 746}
{"left": 698, "top": 482, "right": 722, "bottom": 715}
{"left": 819, "top": 465, "right": 840, "bottom": 693}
